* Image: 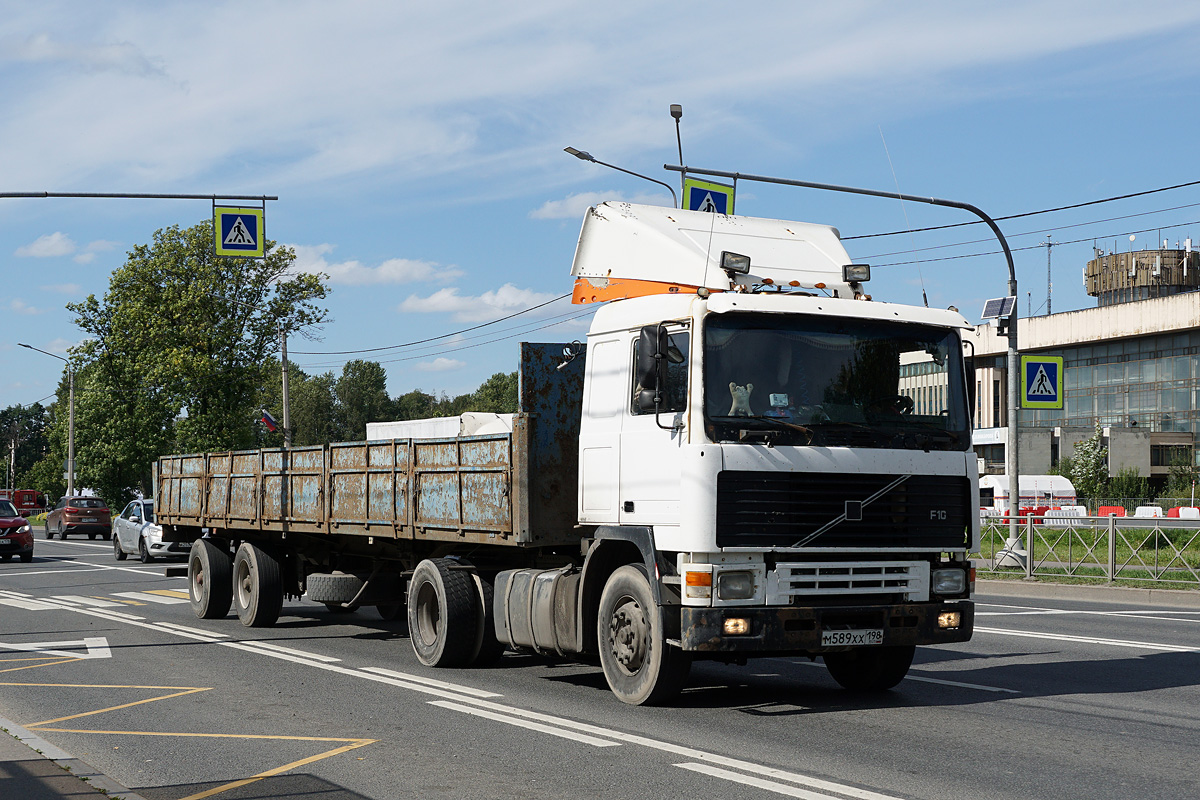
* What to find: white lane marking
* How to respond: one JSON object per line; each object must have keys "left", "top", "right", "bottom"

{"left": 976, "top": 626, "right": 1200, "bottom": 652}
{"left": 237, "top": 640, "right": 342, "bottom": 663}
{"left": 6, "top": 564, "right": 177, "bottom": 578}
{"left": 154, "top": 622, "right": 229, "bottom": 639}
{"left": 50, "top": 595, "right": 125, "bottom": 608}
{"left": 361, "top": 667, "right": 502, "bottom": 698}
{"left": 0, "top": 636, "right": 111, "bottom": 660}
{"left": 783, "top": 659, "right": 1019, "bottom": 694}
{"left": 979, "top": 602, "right": 1200, "bottom": 622}
{"left": 903, "top": 675, "right": 1020, "bottom": 693}
{"left": 112, "top": 591, "right": 191, "bottom": 605}
{"left": 677, "top": 762, "right": 890, "bottom": 800}
{"left": 0, "top": 596, "right": 60, "bottom": 610}
{"left": 429, "top": 700, "right": 620, "bottom": 747}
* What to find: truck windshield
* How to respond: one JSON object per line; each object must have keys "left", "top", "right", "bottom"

{"left": 704, "top": 312, "right": 970, "bottom": 451}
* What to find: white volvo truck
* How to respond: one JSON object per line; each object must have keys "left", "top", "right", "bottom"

{"left": 158, "top": 201, "right": 978, "bottom": 705}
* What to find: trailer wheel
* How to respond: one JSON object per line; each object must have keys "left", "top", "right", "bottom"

{"left": 824, "top": 645, "right": 915, "bottom": 691}
{"left": 407, "top": 558, "right": 477, "bottom": 667}
{"left": 189, "top": 539, "right": 233, "bottom": 620}
{"left": 232, "top": 542, "right": 284, "bottom": 628}
{"left": 598, "top": 565, "right": 691, "bottom": 705}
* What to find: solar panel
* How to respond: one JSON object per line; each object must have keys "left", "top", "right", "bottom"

{"left": 981, "top": 296, "right": 1016, "bottom": 319}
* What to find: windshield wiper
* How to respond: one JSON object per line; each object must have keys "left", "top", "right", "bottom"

{"left": 708, "top": 414, "right": 813, "bottom": 444}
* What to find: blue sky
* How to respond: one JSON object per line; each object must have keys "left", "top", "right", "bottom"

{"left": 5, "top": 1, "right": 1200, "bottom": 412}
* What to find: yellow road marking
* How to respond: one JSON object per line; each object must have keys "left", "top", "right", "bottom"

{"left": 0, "top": 658, "right": 79, "bottom": 674}
{"left": 176, "top": 739, "right": 377, "bottom": 800}
{"left": 108, "top": 598, "right": 146, "bottom": 606}
{"left": 6, "top": 674, "right": 378, "bottom": 799}
{"left": 143, "top": 589, "right": 190, "bottom": 599}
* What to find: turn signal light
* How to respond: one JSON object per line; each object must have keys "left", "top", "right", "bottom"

{"left": 685, "top": 572, "right": 712, "bottom": 587}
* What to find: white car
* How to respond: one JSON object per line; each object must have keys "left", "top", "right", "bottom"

{"left": 112, "top": 499, "right": 191, "bottom": 562}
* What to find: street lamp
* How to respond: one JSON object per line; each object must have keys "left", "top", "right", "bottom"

{"left": 19, "top": 343, "right": 74, "bottom": 497}
{"left": 564, "top": 147, "right": 679, "bottom": 208}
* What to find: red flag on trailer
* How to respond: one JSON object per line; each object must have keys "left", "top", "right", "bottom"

{"left": 260, "top": 409, "right": 278, "bottom": 432}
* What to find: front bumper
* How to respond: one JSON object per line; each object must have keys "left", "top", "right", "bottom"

{"left": 0, "top": 534, "right": 34, "bottom": 555}
{"left": 679, "top": 600, "right": 974, "bottom": 653}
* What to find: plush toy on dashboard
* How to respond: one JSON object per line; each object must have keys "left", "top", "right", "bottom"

{"left": 728, "top": 382, "right": 753, "bottom": 416}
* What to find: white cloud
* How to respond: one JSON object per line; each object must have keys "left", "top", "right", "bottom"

{"left": 40, "top": 283, "right": 82, "bottom": 294}
{"left": 7, "top": 299, "right": 44, "bottom": 315}
{"left": 4, "top": 33, "right": 168, "bottom": 77}
{"left": 290, "top": 243, "right": 462, "bottom": 285}
{"left": 397, "top": 283, "right": 562, "bottom": 322}
{"left": 415, "top": 358, "right": 465, "bottom": 372}
{"left": 530, "top": 191, "right": 673, "bottom": 220}
{"left": 15, "top": 232, "right": 76, "bottom": 258}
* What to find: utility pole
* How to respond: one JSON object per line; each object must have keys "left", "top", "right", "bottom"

{"left": 280, "top": 325, "right": 292, "bottom": 448}
{"left": 1042, "top": 235, "right": 1057, "bottom": 315}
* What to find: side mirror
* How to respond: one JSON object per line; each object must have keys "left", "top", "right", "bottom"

{"left": 965, "top": 358, "right": 977, "bottom": 423}
{"left": 636, "top": 325, "right": 669, "bottom": 394}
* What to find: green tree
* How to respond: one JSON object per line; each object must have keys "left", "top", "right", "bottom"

{"left": 1067, "top": 423, "right": 1109, "bottom": 501}
{"left": 467, "top": 371, "right": 519, "bottom": 414}
{"left": 2, "top": 402, "right": 50, "bottom": 489}
{"left": 65, "top": 219, "right": 328, "bottom": 500}
{"left": 1108, "top": 466, "right": 1148, "bottom": 502}
{"left": 335, "top": 360, "right": 393, "bottom": 440}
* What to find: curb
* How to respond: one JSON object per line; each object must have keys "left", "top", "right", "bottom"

{"left": 0, "top": 715, "right": 149, "bottom": 800}
{"left": 977, "top": 577, "right": 1200, "bottom": 608}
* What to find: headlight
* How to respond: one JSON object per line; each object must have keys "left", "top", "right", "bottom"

{"left": 931, "top": 567, "right": 966, "bottom": 595}
{"left": 716, "top": 571, "right": 756, "bottom": 600}
{"left": 17, "top": 523, "right": 31, "bottom": 534}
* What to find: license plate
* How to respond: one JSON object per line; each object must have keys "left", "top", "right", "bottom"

{"left": 81, "top": 517, "right": 97, "bottom": 523}
{"left": 0, "top": 539, "right": 10, "bottom": 546}
{"left": 821, "top": 628, "right": 884, "bottom": 647}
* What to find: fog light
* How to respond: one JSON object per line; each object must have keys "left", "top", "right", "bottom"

{"left": 716, "top": 571, "right": 755, "bottom": 600}
{"left": 931, "top": 567, "right": 966, "bottom": 595}
{"left": 937, "top": 611, "right": 961, "bottom": 629}
{"left": 723, "top": 617, "right": 750, "bottom": 635}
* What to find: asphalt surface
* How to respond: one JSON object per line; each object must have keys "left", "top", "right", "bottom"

{"left": 2, "top": 532, "right": 1199, "bottom": 800}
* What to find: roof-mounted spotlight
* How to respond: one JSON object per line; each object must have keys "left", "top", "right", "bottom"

{"left": 721, "top": 251, "right": 751, "bottom": 275}
{"left": 843, "top": 263, "right": 871, "bottom": 283}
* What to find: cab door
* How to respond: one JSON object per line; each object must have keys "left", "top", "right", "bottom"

{"left": 619, "top": 327, "right": 690, "bottom": 526}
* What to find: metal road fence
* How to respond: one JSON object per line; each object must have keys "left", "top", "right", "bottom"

{"left": 975, "top": 515, "right": 1200, "bottom": 587}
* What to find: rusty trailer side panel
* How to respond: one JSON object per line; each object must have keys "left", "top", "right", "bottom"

{"left": 156, "top": 341, "right": 586, "bottom": 550}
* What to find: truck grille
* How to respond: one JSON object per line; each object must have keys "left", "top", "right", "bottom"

{"left": 716, "top": 471, "right": 970, "bottom": 549}
{"left": 766, "top": 561, "right": 930, "bottom": 603}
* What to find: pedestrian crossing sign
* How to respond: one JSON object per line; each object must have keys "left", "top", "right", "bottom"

{"left": 1021, "top": 355, "right": 1064, "bottom": 409}
{"left": 214, "top": 206, "right": 265, "bottom": 258}
{"left": 683, "top": 177, "right": 734, "bottom": 215}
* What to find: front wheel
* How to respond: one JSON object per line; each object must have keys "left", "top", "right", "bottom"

{"left": 824, "top": 645, "right": 915, "bottom": 691}
{"left": 113, "top": 536, "right": 127, "bottom": 561}
{"left": 44, "top": 528, "right": 54, "bottom": 540}
{"left": 189, "top": 539, "right": 233, "bottom": 620}
{"left": 138, "top": 538, "right": 153, "bottom": 563}
{"left": 597, "top": 565, "right": 691, "bottom": 706}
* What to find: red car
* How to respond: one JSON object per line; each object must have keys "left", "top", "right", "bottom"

{"left": 0, "top": 498, "right": 35, "bottom": 562}
{"left": 45, "top": 496, "right": 112, "bottom": 540}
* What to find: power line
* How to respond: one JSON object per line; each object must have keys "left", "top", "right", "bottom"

{"left": 844, "top": 177, "right": 1200, "bottom": 241}
{"left": 856, "top": 200, "right": 1200, "bottom": 260}
{"left": 873, "top": 217, "right": 1200, "bottom": 267}
{"left": 289, "top": 292, "right": 571, "bottom": 355}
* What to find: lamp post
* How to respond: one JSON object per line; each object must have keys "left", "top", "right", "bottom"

{"left": 564, "top": 147, "right": 679, "bottom": 208}
{"left": 19, "top": 343, "right": 74, "bottom": 497}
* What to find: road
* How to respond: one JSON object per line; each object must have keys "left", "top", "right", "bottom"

{"left": 2, "top": 532, "right": 1199, "bottom": 800}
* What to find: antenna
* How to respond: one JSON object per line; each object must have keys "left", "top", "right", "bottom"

{"left": 670, "top": 104, "right": 684, "bottom": 200}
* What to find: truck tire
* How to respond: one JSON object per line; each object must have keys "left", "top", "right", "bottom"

{"left": 598, "top": 565, "right": 691, "bottom": 705}
{"left": 824, "top": 645, "right": 915, "bottom": 691}
{"left": 232, "top": 542, "right": 284, "bottom": 628}
{"left": 307, "top": 572, "right": 366, "bottom": 605}
{"left": 469, "top": 574, "right": 505, "bottom": 667}
{"left": 407, "top": 558, "right": 477, "bottom": 667}
{"left": 189, "top": 539, "right": 233, "bottom": 620}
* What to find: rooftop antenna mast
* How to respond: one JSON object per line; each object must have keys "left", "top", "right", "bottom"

{"left": 670, "top": 104, "right": 685, "bottom": 200}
